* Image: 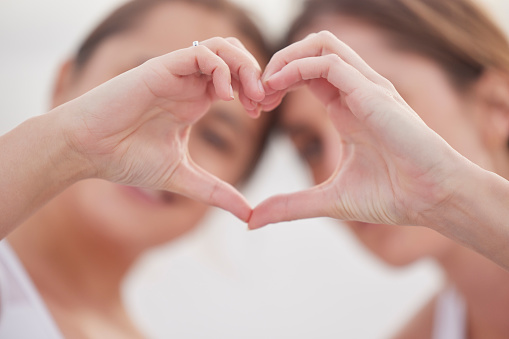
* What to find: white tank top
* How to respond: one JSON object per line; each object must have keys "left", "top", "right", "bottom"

{"left": 432, "top": 286, "right": 467, "bottom": 339}
{"left": 0, "top": 240, "right": 64, "bottom": 339}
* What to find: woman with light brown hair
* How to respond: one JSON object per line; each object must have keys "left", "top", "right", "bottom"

{"left": 0, "top": 0, "right": 274, "bottom": 337}
{"left": 250, "top": 0, "right": 509, "bottom": 337}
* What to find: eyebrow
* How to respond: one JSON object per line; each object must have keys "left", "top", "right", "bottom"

{"left": 282, "top": 123, "right": 310, "bottom": 136}
{"left": 208, "top": 109, "right": 250, "bottom": 136}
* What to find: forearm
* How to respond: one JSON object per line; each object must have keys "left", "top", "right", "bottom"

{"left": 427, "top": 160, "right": 509, "bottom": 270}
{"left": 0, "top": 107, "right": 91, "bottom": 238}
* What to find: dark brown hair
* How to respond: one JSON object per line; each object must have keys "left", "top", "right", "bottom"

{"left": 73, "top": 0, "right": 276, "bottom": 182}
{"left": 287, "top": 0, "right": 509, "bottom": 91}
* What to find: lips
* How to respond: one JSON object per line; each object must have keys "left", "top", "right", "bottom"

{"left": 120, "top": 185, "right": 177, "bottom": 206}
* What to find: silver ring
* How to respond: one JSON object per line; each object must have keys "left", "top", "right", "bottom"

{"left": 192, "top": 41, "right": 199, "bottom": 47}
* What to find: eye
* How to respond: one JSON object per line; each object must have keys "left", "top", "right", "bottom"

{"left": 299, "top": 137, "right": 323, "bottom": 163}
{"left": 199, "top": 127, "right": 233, "bottom": 154}
{"left": 296, "top": 136, "right": 323, "bottom": 165}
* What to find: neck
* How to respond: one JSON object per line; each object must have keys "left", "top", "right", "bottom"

{"left": 8, "top": 201, "right": 139, "bottom": 311}
{"left": 439, "top": 246, "right": 509, "bottom": 339}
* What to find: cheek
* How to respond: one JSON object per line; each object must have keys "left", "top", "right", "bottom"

{"left": 345, "top": 221, "right": 452, "bottom": 266}
{"left": 55, "top": 180, "right": 208, "bottom": 248}
{"left": 415, "top": 98, "right": 489, "bottom": 165}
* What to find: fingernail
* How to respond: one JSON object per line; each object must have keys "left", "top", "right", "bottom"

{"left": 258, "top": 79, "right": 264, "bottom": 94}
{"left": 266, "top": 73, "right": 277, "bottom": 83}
{"left": 250, "top": 105, "right": 261, "bottom": 119}
{"left": 263, "top": 72, "right": 275, "bottom": 83}
{"left": 229, "top": 84, "right": 235, "bottom": 100}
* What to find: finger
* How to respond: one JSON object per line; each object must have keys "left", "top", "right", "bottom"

{"left": 259, "top": 79, "right": 310, "bottom": 112}
{"left": 238, "top": 85, "right": 258, "bottom": 113}
{"left": 266, "top": 54, "right": 370, "bottom": 105}
{"left": 230, "top": 78, "right": 260, "bottom": 118}
{"left": 260, "top": 92, "right": 284, "bottom": 112}
{"left": 160, "top": 46, "right": 234, "bottom": 101}
{"left": 225, "top": 37, "right": 261, "bottom": 69}
{"left": 201, "top": 37, "right": 265, "bottom": 103}
{"left": 248, "top": 186, "right": 330, "bottom": 230}
{"left": 231, "top": 77, "right": 241, "bottom": 95}
{"left": 171, "top": 158, "right": 252, "bottom": 222}
{"left": 264, "top": 31, "right": 391, "bottom": 89}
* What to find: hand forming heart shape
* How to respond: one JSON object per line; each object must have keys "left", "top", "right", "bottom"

{"left": 63, "top": 37, "right": 264, "bottom": 223}
{"left": 249, "top": 31, "right": 466, "bottom": 231}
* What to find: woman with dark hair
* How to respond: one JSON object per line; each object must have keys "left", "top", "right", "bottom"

{"left": 0, "top": 0, "right": 273, "bottom": 337}
{"left": 251, "top": 0, "right": 509, "bottom": 337}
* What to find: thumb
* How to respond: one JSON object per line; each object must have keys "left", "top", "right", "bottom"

{"left": 248, "top": 186, "right": 330, "bottom": 230}
{"left": 170, "top": 159, "right": 252, "bottom": 222}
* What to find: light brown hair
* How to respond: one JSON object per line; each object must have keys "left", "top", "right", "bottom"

{"left": 287, "top": 0, "right": 509, "bottom": 91}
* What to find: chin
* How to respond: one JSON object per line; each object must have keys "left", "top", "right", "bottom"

{"left": 345, "top": 221, "right": 428, "bottom": 268}
{"left": 60, "top": 180, "right": 209, "bottom": 251}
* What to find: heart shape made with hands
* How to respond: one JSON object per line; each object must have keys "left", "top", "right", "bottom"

{"left": 96, "top": 33, "right": 450, "bottom": 233}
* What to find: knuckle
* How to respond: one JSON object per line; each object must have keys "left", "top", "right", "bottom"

{"left": 194, "top": 44, "right": 208, "bottom": 53}
{"left": 208, "top": 36, "right": 223, "bottom": 44}
{"left": 270, "top": 49, "right": 285, "bottom": 62}
{"left": 381, "top": 78, "right": 396, "bottom": 91}
{"left": 226, "top": 36, "right": 241, "bottom": 45}
{"left": 200, "top": 36, "right": 223, "bottom": 49}
{"left": 373, "top": 83, "right": 396, "bottom": 100}
{"left": 304, "top": 32, "right": 317, "bottom": 40}
{"left": 317, "top": 30, "right": 336, "bottom": 42}
{"left": 324, "top": 53, "right": 342, "bottom": 64}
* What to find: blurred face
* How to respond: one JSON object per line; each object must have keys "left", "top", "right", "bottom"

{"left": 283, "top": 16, "right": 491, "bottom": 266}
{"left": 50, "top": 2, "right": 268, "bottom": 251}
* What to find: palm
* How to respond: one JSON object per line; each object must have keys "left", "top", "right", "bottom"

{"left": 327, "top": 101, "right": 408, "bottom": 225}
{"left": 69, "top": 58, "right": 214, "bottom": 188}
{"left": 309, "top": 80, "right": 407, "bottom": 224}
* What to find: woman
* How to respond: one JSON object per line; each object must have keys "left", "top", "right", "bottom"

{"left": 251, "top": 0, "right": 509, "bottom": 337}
{"left": 0, "top": 0, "right": 273, "bottom": 337}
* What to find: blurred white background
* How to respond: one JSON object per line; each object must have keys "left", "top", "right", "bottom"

{"left": 1, "top": 0, "right": 508, "bottom": 338}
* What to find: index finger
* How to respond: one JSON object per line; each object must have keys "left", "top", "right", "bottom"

{"left": 263, "top": 31, "right": 391, "bottom": 89}
{"left": 248, "top": 185, "right": 331, "bottom": 230}
{"left": 170, "top": 157, "right": 252, "bottom": 222}
{"left": 200, "top": 37, "right": 266, "bottom": 104}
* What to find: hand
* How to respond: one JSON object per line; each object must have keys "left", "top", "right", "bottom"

{"left": 61, "top": 37, "right": 265, "bottom": 222}
{"left": 249, "top": 31, "right": 468, "bottom": 229}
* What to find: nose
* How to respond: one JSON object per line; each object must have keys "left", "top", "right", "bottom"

{"left": 314, "top": 124, "right": 341, "bottom": 184}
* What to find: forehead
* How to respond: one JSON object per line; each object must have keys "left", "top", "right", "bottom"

{"left": 299, "top": 15, "right": 454, "bottom": 96}
{"left": 301, "top": 15, "right": 396, "bottom": 67}
{"left": 127, "top": 1, "right": 266, "bottom": 64}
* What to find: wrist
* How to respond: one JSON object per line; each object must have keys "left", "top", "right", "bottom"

{"left": 42, "top": 105, "right": 97, "bottom": 184}
{"left": 0, "top": 109, "right": 96, "bottom": 234}
{"left": 422, "top": 155, "right": 509, "bottom": 261}
{"left": 423, "top": 157, "right": 483, "bottom": 233}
